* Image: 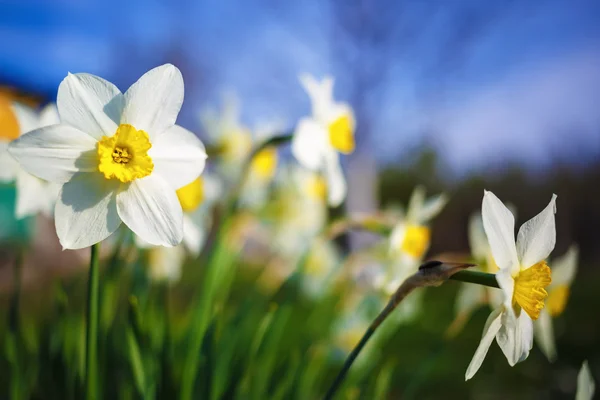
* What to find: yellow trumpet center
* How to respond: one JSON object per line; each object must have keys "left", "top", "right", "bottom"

{"left": 176, "top": 177, "right": 205, "bottom": 212}
{"left": 97, "top": 124, "right": 153, "bottom": 183}
{"left": 250, "top": 147, "right": 278, "bottom": 180}
{"left": 0, "top": 96, "right": 20, "bottom": 141}
{"left": 512, "top": 261, "right": 552, "bottom": 320}
{"left": 546, "top": 284, "right": 570, "bottom": 317}
{"left": 328, "top": 114, "right": 355, "bottom": 154}
{"left": 400, "top": 225, "right": 431, "bottom": 259}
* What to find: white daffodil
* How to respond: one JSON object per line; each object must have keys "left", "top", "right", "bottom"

{"left": 389, "top": 186, "right": 448, "bottom": 262}
{"left": 576, "top": 360, "right": 596, "bottom": 400}
{"left": 384, "top": 186, "right": 447, "bottom": 293}
{"left": 534, "top": 245, "right": 578, "bottom": 361}
{"left": 201, "top": 93, "right": 252, "bottom": 179}
{"left": 269, "top": 165, "right": 327, "bottom": 259}
{"left": 8, "top": 64, "right": 207, "bottom": 249}
{"left": 466, "top": 190, "right": 556, "bottom": 380}
{"left": 292, "top": 74, "right": 355, "bottom": 207}
{"left": 0, "top": 101, "right": 60, "bottom": 219}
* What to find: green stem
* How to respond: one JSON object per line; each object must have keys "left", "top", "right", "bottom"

{"left": 85, "top": 243, "right": 100, "bottom": 400}
{"left": 323, "top": 266, "right": 498, "bottom": 399}
{"left": 448, "top": 270, "right": 499, "bottom": 288}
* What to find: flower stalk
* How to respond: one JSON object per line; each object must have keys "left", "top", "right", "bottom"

{"left": 323, "top": 262, "right": 491, "bottom": 400}
{"left": 85, "top": 243, "right": 100, "bottom": 400}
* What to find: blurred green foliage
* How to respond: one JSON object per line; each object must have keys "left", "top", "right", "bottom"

{"left": 0, "top": 146, "right": 598, "bottom": 399}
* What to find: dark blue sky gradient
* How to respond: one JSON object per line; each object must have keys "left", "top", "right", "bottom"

{"left": 1, "top": 0, "right": 599, "bottom": 173}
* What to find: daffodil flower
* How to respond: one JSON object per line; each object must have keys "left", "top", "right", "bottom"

{"left": 0, "top": 101, "right": 60, "bottom": 219}
{"left": 389, "top": 186, "right": 448, "bottom": 262}
{"left": 384, "top": 186, "right": 447, "bottom": 293}
{"left": 534, "top": 245, "right": 578, "bottom": 361}
{"left": 201, "top": 94, "right": 252, "bottom": 179}
{"left": 466, "top": 190, "right": 556, "bottom": 380}
{"left": 8, "top": 64, "right": 207, "bottom": 249}
{"left": 292, "top": 74, "right": 355, "bottom": 207}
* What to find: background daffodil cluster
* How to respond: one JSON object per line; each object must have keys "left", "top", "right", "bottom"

{"left": 1, "top": 2, "right": 600, "bottom": 397}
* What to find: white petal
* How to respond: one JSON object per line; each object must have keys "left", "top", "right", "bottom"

{"left": 465, "top": 308, "right": 503, "bottom": 380}
{"left": 551, "top": 245, "right": 579, "bottom": 286}
{"left": 482, "top": 190, "right": 520, "bottom": 274}
{"left": 8, "top": 124, "right": 98, "bottom": 183}
{"left": 57, "top": 73, "right": 123, "bottom": 139}
{"left": 416, "top": 193, "right": 448, "bottom": 223}
{"left": 116, "top": 174, "right": 183, "bottom": 247}
{"left": 496, "top": 267, "right": 516, "bottom": 312}
{"left": 299, "top": 74, "right": 334, "bottom": 120}
{"left": 183, "top": 214, "right": 205, "bottom": 256}
{"left": 292, "top": 117, "right": 327, "bottom": 170}
{"left": 121, "top": 64, "right": 183, "bottom": 138}
{"left": 149, "top": 125, "right": 207, "bottom": 189}
{"left": 576, "top": 361, "right": 596, "bottom": 400}
{"left": 516, "top": 194, "right": 557, "bottom": 268}
{"left": 534, "top": 310, "right": 557, "bottom": 362}
{"left": 469, "top": 214, "right": 490, "bottom": 261}
{"left": 0, "top": 142, "right": 18, "bottom": 181}
{"left": 15, "top": 171, "right": 52, "bottom": 219}
{"left": 11, "top": 102, "right": 39, "bottom": 133}
{"left": 496, "top": 309, "right": 533, "bottom": 366}
{"left": 38, "top": 103, "right": 60, "bottom": 127}
{"left": 323, "top": 150, "right": 346, "bottom": 207}
{"left": 406, "top": 186, "right": 425, "bottom": 222}
{"left": 55, "top": 173, "right": 121, "bottom": 249}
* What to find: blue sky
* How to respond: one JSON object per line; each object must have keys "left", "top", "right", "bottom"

{"left": 1, "top": 0, "right": 599, "bottom": 174}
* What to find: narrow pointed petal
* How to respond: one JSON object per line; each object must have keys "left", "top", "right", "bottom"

{"left": 122, "top": 64, "right": 183, "bottom": 138}
{"left": 8, "top": 125, "right": 98, "bottom": 183}
{"left": 465, "top": 308, "right": 503, "bottom": 380}
{"left": 576, "top": 361, "right": 596, "bottom": 400}
{"left": 292, "top": 117, "right": 327, "bottom": 170}
{"left": 323, "top": 151, "right": 346, "bottom": 207}
{"left": 406, "top": 186, "right": 425, "bottom": 222}
{"left": 534, "top": 310, "right": 557, "bottom": 362}
{"left": 416, "top": 193, "right": 448, "bottom": 223}
{"left": 497, "top": 309, "right": 533, "bottom": 366}
{"left": 299, "top": 74, "right": 334, "bottom": 120}
{"left": 116, "top": 174, "right": 183, "bottom": 247}
{"left": 55, "top": 173, "right": 121, "bottom": 249}
{"left": 57, "top": 73, "right": 123, "bottom": 139}
{"left": 150, "top": 125, "right": 207, "bottom": 189}
{"left": 469, "top": 214, "right": 489, "bottom": 261}
{"left": 482, "top": 190, "right": 520, "bottom": 274}
{"left": 516, "top": 194, "right": 557, "bottom": 268}
{"left": 551, "top": 245, "right": 579, "bottom": 286}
